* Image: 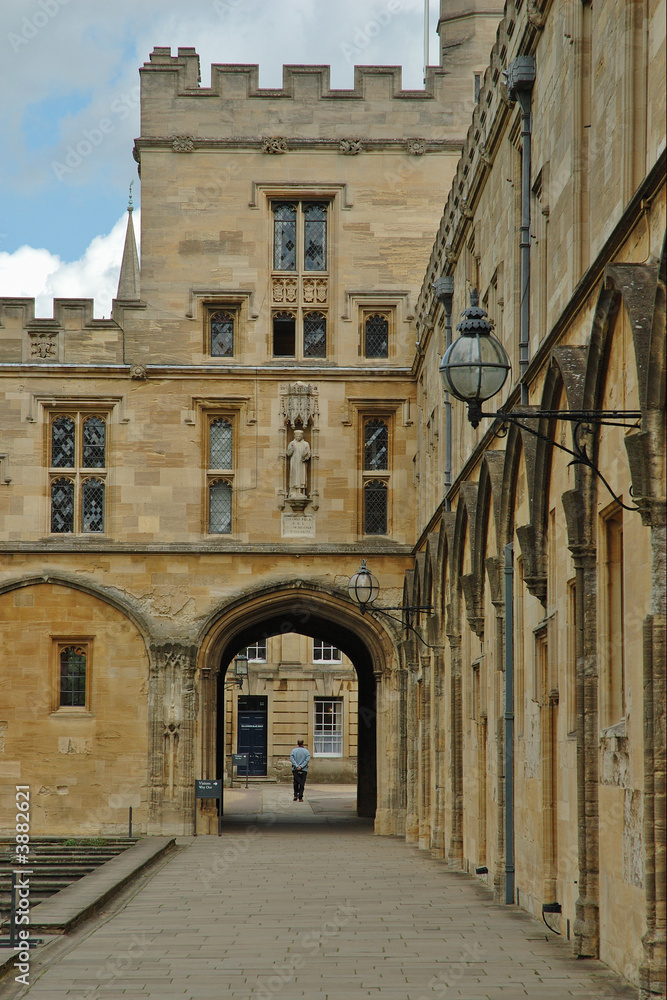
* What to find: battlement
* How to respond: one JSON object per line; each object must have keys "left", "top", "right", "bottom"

{"left": 138, "top": 47, "right": 478, "bottom": 142}
{"left": 0, "top": 297, "right": 132, "bottom": 366}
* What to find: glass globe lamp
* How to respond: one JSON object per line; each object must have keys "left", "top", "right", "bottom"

{"left": 439, "top": 290, "right": 511, "bottom": 427}
{"left": 348, "top": 560, "right": 380, "bottom": 611}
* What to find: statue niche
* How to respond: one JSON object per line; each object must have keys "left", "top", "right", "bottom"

{"left": 279, "top": 381, "right": 319, "bottom": 513}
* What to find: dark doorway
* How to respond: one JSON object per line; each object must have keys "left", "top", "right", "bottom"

{"left": 237, "top": 696, "right": 268, "bottom": 776}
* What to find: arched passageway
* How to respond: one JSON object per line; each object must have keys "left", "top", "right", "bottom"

{"left": 197, "top": 584, "right": 399, "bottom": 824}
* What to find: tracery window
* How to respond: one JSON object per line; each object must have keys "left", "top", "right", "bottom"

{"left": 364, "top": 313, "right": 389, "bottom": 358}
{"left": 364, "top": 480, "right": 388, "bottom": 535}
{"left": 272, "top": 200, "right": 329, "bottom": 359}
{"left": 207, "top": 416, "right": 234, "bottom": 534}
{"left": 49, "top": 413, "right": 107, "bottom": 534}
{"left": 210, "top": 310, "right": 235, "bottom": 357}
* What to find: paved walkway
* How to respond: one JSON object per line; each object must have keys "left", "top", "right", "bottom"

{"left": 6, "top": 785, "right": 635, "bottom": 999}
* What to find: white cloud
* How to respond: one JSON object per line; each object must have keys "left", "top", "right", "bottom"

{"left": 0, "top": 212, "right": 139, "bottom": 319}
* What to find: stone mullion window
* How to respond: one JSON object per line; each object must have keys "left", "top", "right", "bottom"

{"left": 207, "top": 416, "right": 235, "bottom": 534}
{"left": 272, "top": 201, "right": 329, "bottom": 359}
{"left": 49, "top": 412, "right": 107, "bottom": 534}
{"left": 361, "top": 416, "right": 391, "bottom": 536}
{"left": 52, "top": 638, "right": 93, "bottom": 713}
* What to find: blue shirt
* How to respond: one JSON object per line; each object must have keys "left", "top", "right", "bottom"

{"left": 290, "top": 746, "right": 311, "bottom": 771}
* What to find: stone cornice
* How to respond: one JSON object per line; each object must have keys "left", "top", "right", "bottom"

{"left": 134, "top": 136, "right": 461, "bottom": 155}
{"left": 0, "top": 363, "right": 414, "bottom": 379}
{"left": 0, "top": 541, "right": 414, "bottom": 555}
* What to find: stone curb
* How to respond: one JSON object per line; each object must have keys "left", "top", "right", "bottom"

{"left": 25, "top": 837, "right": 175, "bottom": 937}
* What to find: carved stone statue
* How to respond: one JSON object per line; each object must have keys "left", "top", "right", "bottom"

{"left": 287, "top": 430, "right": 310, "bottom": 497}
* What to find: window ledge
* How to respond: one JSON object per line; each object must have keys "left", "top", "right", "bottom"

{"left": 50, "top": 711, "right": 95, "bottom": 719}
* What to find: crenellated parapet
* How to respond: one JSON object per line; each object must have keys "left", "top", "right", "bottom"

{"left": 137, "top": 47, "right": 474, "bottom": 146}
{"left": 0, "top": 297, "right": 129, "bottom": 365}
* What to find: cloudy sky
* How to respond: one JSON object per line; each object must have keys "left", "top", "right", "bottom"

{"left": 0, "top": 0, "right": 439, "bottom": 317}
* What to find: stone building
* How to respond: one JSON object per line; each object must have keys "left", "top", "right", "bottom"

{"left": 0, "top": 0, "right": 664, "bottom": 996}
{"left": 224, "top": 635, "right": 358, "bottom": 783}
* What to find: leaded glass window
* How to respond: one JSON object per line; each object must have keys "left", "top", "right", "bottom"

{"left": 60, "top": 645, "right": 86, "bottom": 707}
{"left": 211, "top": 311, "right": 234, "bottom": 357}
{"left": 51, "top": 478, "right": 75, "bottom": 533}
{"left": 82, "top": 478, "right": 105, "bottom": 533}
{"left": 209, "top": 479, "right": 232, "bottom": 534}
{"left": 303, "top": 203, "right": 327, "bottom": 271}
{"left": 364, "top": 420, "right": 388, "bottom": 471}
{"left": 273, "top": 203, "right": 297, "bottom": 270}
{"left": 82, "top": 416, "right": 105, "bottom": 468}
{"left": 364, "top": 480, "right": 388, "bottom": 535}
{"left": 303, "top": 312, "right": 326, "bottom": 358}
{"left": 314, "top": 698, "right": 343, "bottom": 756}
{"left": 365, "top": 314, "right": 389, "bottom": 358}
{"left": 210, "top": 418, "right": 233, "bottom": 469}
{"left": 52, "top": 416, "right": 75, "bottom": 468}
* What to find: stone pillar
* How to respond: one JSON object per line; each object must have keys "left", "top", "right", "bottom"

{"left": 147, "top": 641, "right": 198, "bottom": 835}
{"left": 405, "top": 656, "right": 420, "bottom": 843}
{"left": 419, "top": 652, "right": 432, "bottom": 849}
{"left": 448, "top": 634, "right": 463, "bottom": 866}
{"left": 431, "top": 642, "right": 447, "bottom": 858}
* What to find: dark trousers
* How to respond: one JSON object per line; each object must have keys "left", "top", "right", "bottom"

{"left": 292, "top": 769, "right": 307, "bottom": 799}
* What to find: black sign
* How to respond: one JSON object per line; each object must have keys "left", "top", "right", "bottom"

{"left": 194, "top": 780, "right": 222, "bottom": 836}
{"left": 232, "top": 754, "right": 249, "bottom": 767}
{"left": 195, "top": 779, "right": 222, "bottom": 799}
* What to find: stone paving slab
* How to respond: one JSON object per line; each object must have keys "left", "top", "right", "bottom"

{"left": 1, "top": 786, "right": 637, "bottom": 999}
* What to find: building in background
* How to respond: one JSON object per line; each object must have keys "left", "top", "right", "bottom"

{"left": 224, "top": 635, "right": 357, "bottom": 783}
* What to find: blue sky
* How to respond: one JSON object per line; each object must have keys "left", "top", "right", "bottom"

{"left": 0, "top": 0, "right": 440, "bottom": 316}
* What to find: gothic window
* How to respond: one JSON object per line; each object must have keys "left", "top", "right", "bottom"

{"left": 303, "top": 203, "right": 327, "bottom": 271}
{"left": 210, "top": 310, "right": 235, "bottom": 357}
{"left": 59, "top": 645, "right": 87, "bottom": 708}
{"left": 49, "top": 413, "right": 107, "bottom": 534}
{"left": 209, "top": 418, "right": 233, "bottom": 469}
{"left": 364, "top": 419, "right": 388, "bottom": 471}
{"left": 272, "top": 200, "right": 329, "bottom": 359}
{"left": 51, "top": 478, "right": 75, "bottom": 533}
{"left": 364, "top": 480, "right": 388, "bottom": 535}
{"left": 273, "top": 311, "right": 296, "bottom": 357}
{"left": 273, "top": 203, "right": 297, "bottom": 270}
{"left": 209, "top": 479, "right": 233, "bottom": 534}
{"left": 303, "top": 312, "right": 326, "bottom": 358}
{"left": 364, "top": 314, "right": 389, "bottom": 358}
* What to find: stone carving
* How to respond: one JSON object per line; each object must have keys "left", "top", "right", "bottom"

{"left": 262, "top": 136, "right": 288, "bottom": 154}
{"left": 527, "top": 1, "right": 546, "bottom": 29}
{"left": 29, "top": 332, "right": 57, "bottom": 359}
{"left": 407, "top": 139, "right": 426, "bottom": 156}
{"left": 280, "top": 381, "right": 319, "bottom": 428}
{"left": 302, "top": 277, "right": 328, "bottom": 304}
{"left": 171, "top": 135, "right": 195, "bottom": 152}
{"left": 130, "top": 365, "right": 147, "bottom": 380}
{"left": 339, "top": 138, "right": 363, "bottom": 155}
{"left": 272, "top": 277, "right": 298, "bottom": 303}
{"left": 460, "top": 199, "right": 474, "bottom": 219}
{"left": 287, "top": 430, "right": 310, "bottom": 498}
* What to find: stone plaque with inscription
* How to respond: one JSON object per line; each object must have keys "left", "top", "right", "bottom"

{"left": 281, "top": 513, "right": 316, "bottom": 538}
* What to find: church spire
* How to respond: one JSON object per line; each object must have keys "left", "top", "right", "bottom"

{"left": 116, "top": 183, "right": 140, "bottom": 300}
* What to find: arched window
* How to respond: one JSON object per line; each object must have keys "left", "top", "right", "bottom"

{"left": 364, "top": 419, "right": 388, "bottom": 470}
{"left": 51, "top": 478, "right": 75, "bottom": 533}
{"left": 303, "top": 312, "right": 326, "bottom": 358}
{"left": 60, "top": 645, "right": 87, "bottom": 707}
{"left": 210, "top": 311, "right": 234, "bottom": 357}
{"left": 209, "top": 479, "right": 232, "bottom": 534}
{"left": 210, "top": 418, "right": 233, "bottom": 469}
{"left": 364, "top": 314, "right": 389, "bottom": 358}
{"left": 82, "top": 478, "right": 105, "bottom": 533}
{"left": 82, "top": 416, "right": 106, "bottom": 468}
{"left": 51, "top": 415, "right": 75, "bottom": 468}
{"left": 273, "top": 203, "right": 297, "bottom": 270}
{"left": 273, "top": 311, "right": 296, "bottom": 357}
{"left": 364, "top": 480, "right": 388, "bottom": 535}
{"left": 303, "top": 203, "right": 327, "bottom": 271}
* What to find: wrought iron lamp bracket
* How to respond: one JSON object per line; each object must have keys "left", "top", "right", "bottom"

{"left": 359, "top": 603, "right": 438, "bottom": 649}
{"left": 478, "top": 407, "right": 642, "bottom": 512}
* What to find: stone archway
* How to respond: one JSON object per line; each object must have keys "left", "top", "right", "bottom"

{"left": 197, "top": 583, "right": 401, "bottom": 831}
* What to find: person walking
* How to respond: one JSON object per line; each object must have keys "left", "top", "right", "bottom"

{"left": 290, "top": 739, "right": 311, "bottom": 801}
